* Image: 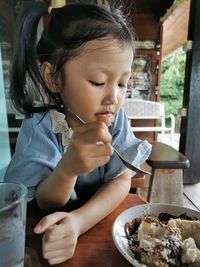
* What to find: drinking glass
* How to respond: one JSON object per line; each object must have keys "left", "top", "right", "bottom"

{"left": 0, "top": 182, "right": 27, "bottom": 267}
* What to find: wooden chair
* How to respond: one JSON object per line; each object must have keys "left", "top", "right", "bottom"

{"left": 130, "top": 172, "right": 145, "bottom": 194}
{"left": 123, "top": 99, "right": 175, "bottom": 145}
{"left": 146, "top": 141, "right": 189, "bottom": 205}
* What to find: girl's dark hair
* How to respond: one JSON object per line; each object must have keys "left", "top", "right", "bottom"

{"left": 11, "top": 2, "right": 134, "bottom": 116}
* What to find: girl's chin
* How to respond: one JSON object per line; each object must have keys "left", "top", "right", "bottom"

{"left": 95, "top": 116, "right": 113, "bottom": 126}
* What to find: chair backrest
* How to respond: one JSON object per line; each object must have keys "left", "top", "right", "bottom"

{"left": 123, "top": 99, "right": 165, "bottom": 119}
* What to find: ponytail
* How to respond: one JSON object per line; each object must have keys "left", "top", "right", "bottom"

{"left": 10, "top": 2, "right": 48, "bottom": 116}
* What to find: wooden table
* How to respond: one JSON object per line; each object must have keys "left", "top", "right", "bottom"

{"left": 25, "top": 194, "right": 146, "bottom": 267}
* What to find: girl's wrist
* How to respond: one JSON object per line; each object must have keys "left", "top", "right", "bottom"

{"left": 70, "top": 210, "right": 86, "bottom": 236}
{"left": 55, "top": 160, "right": 78, "bottom": 181}
{"left": 65, "top": 211, "right": 82, "bottom": 238}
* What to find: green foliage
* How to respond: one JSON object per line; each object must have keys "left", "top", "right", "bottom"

{"left": 160, "top": 50, "right": 186, "bottom": 118}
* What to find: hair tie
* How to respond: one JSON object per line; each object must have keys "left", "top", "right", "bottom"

{"left": 48, "top": 0, "right": 66, "bottom": 14}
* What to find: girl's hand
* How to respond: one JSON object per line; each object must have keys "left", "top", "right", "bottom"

{"left": 34, "top": 212, "right": 80, "bottom": 265}
{"left": 59, "top": 120, "right": 113, "bottom": 176}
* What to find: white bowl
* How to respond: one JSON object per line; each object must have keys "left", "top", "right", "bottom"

{"left": 112, "top": 203, "right": 200, "bottom": 267}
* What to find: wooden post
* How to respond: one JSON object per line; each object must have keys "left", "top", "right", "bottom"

{"left": 150, "top": 169, "right": 183, "bottom": 206}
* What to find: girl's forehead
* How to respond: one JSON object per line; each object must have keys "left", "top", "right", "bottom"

{"left": 64, "top": 38, "right": 133, "bottom": 75}
{"left": 79, "top": 38, "right": 133, "bottom": 55}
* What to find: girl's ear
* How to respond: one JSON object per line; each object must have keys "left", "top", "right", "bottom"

{"left": 41, "top": 62, "right": 61, "bottom": 93}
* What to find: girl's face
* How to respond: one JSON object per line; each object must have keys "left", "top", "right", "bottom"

{"left": 60, "top": 38, "right": 133, "bottom": 126}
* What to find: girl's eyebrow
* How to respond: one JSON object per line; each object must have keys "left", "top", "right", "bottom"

{"left": 120, "top": 71, "right": 131, "bottom": 78}
{"left": 122, "top": 71, "right": 131, "bottom": 76}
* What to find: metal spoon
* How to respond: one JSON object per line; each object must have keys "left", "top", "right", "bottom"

{"left": 67, "top": 109, "right": 151, "bottom": 176}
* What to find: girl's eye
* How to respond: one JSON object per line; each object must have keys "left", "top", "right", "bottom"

{"left": 90, "top": 81, "right": 104, "bottom": 86}
{"left": 118, "top": 83, "right": 127, "bottom": 89}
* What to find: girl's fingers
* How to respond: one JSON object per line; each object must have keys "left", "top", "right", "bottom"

{"left": 82, "top": 127, "right": 112, "bottom": 144}
{"left": 97, "top": 116, "right": 112, "bottom": 126}
{"left": 74, "top": 121, "right": 111, "bottom": 144}
{"left": 42, "top": 238, "right": 76, "bottom": 265}
{"left": 43, "top": 236, "right": 68, "bottom": 251}
{"left": 34, "top": 212, "right": 68, "bottom": 233}
{"left": 84, "top": 154, "right": 111, "bottom": 166}
{"left": 75, "top": 120, "right": 107, "bottom": 132}
{"left": 80, "top": 144, "right": 113, "bottom": 158}
{"left": 43, "top": 220, "right": 73, "bottom": 242}
{"left": 47, "top": 255, "right": 70, "bottom": 265}
{"left": 43, "top": 245, "right": 72, "bottom": 264}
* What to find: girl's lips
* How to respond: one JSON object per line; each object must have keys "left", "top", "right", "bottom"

{"left": 95, "top": 113, "right": 114, "bottom": 126}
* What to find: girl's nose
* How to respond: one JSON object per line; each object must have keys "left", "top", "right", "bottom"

{"left": 103, "top": 86, "right": 118, "bottom": 105}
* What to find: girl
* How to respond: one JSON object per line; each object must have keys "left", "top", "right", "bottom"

{"left": 5, "top": 1, "right": 151, "bottom": 264}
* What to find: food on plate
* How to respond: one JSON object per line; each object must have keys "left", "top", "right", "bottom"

{"left": 124, "top": 212, "right": 200, "bottom": 267}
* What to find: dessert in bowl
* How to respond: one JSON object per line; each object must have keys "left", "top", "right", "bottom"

{"left": 112, "top": 203, "right": 200, "bottom": 267}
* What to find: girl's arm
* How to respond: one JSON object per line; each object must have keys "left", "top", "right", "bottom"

{"left": 35, "top": 163, "right": 78, "bottom": 211}
{"left": 34, "top": 170, "right": 131, "bottom": 264}
{"left": 71, "top": 169, "right": 132, "bottom": 235}
{"left": 36, "top": 121, "right": 113, "bottom": 211}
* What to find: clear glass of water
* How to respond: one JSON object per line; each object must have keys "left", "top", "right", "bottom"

{"left": 0, "top": 182, "right": 27, "bottom": 267}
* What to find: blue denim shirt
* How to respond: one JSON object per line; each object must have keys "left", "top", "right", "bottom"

{"left": 5, "top": 108, "right": 151, "bottom": 200}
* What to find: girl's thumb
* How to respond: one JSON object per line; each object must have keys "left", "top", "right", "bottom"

{"left": 34, "top": 212, "right": 68, "bottom": 234}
